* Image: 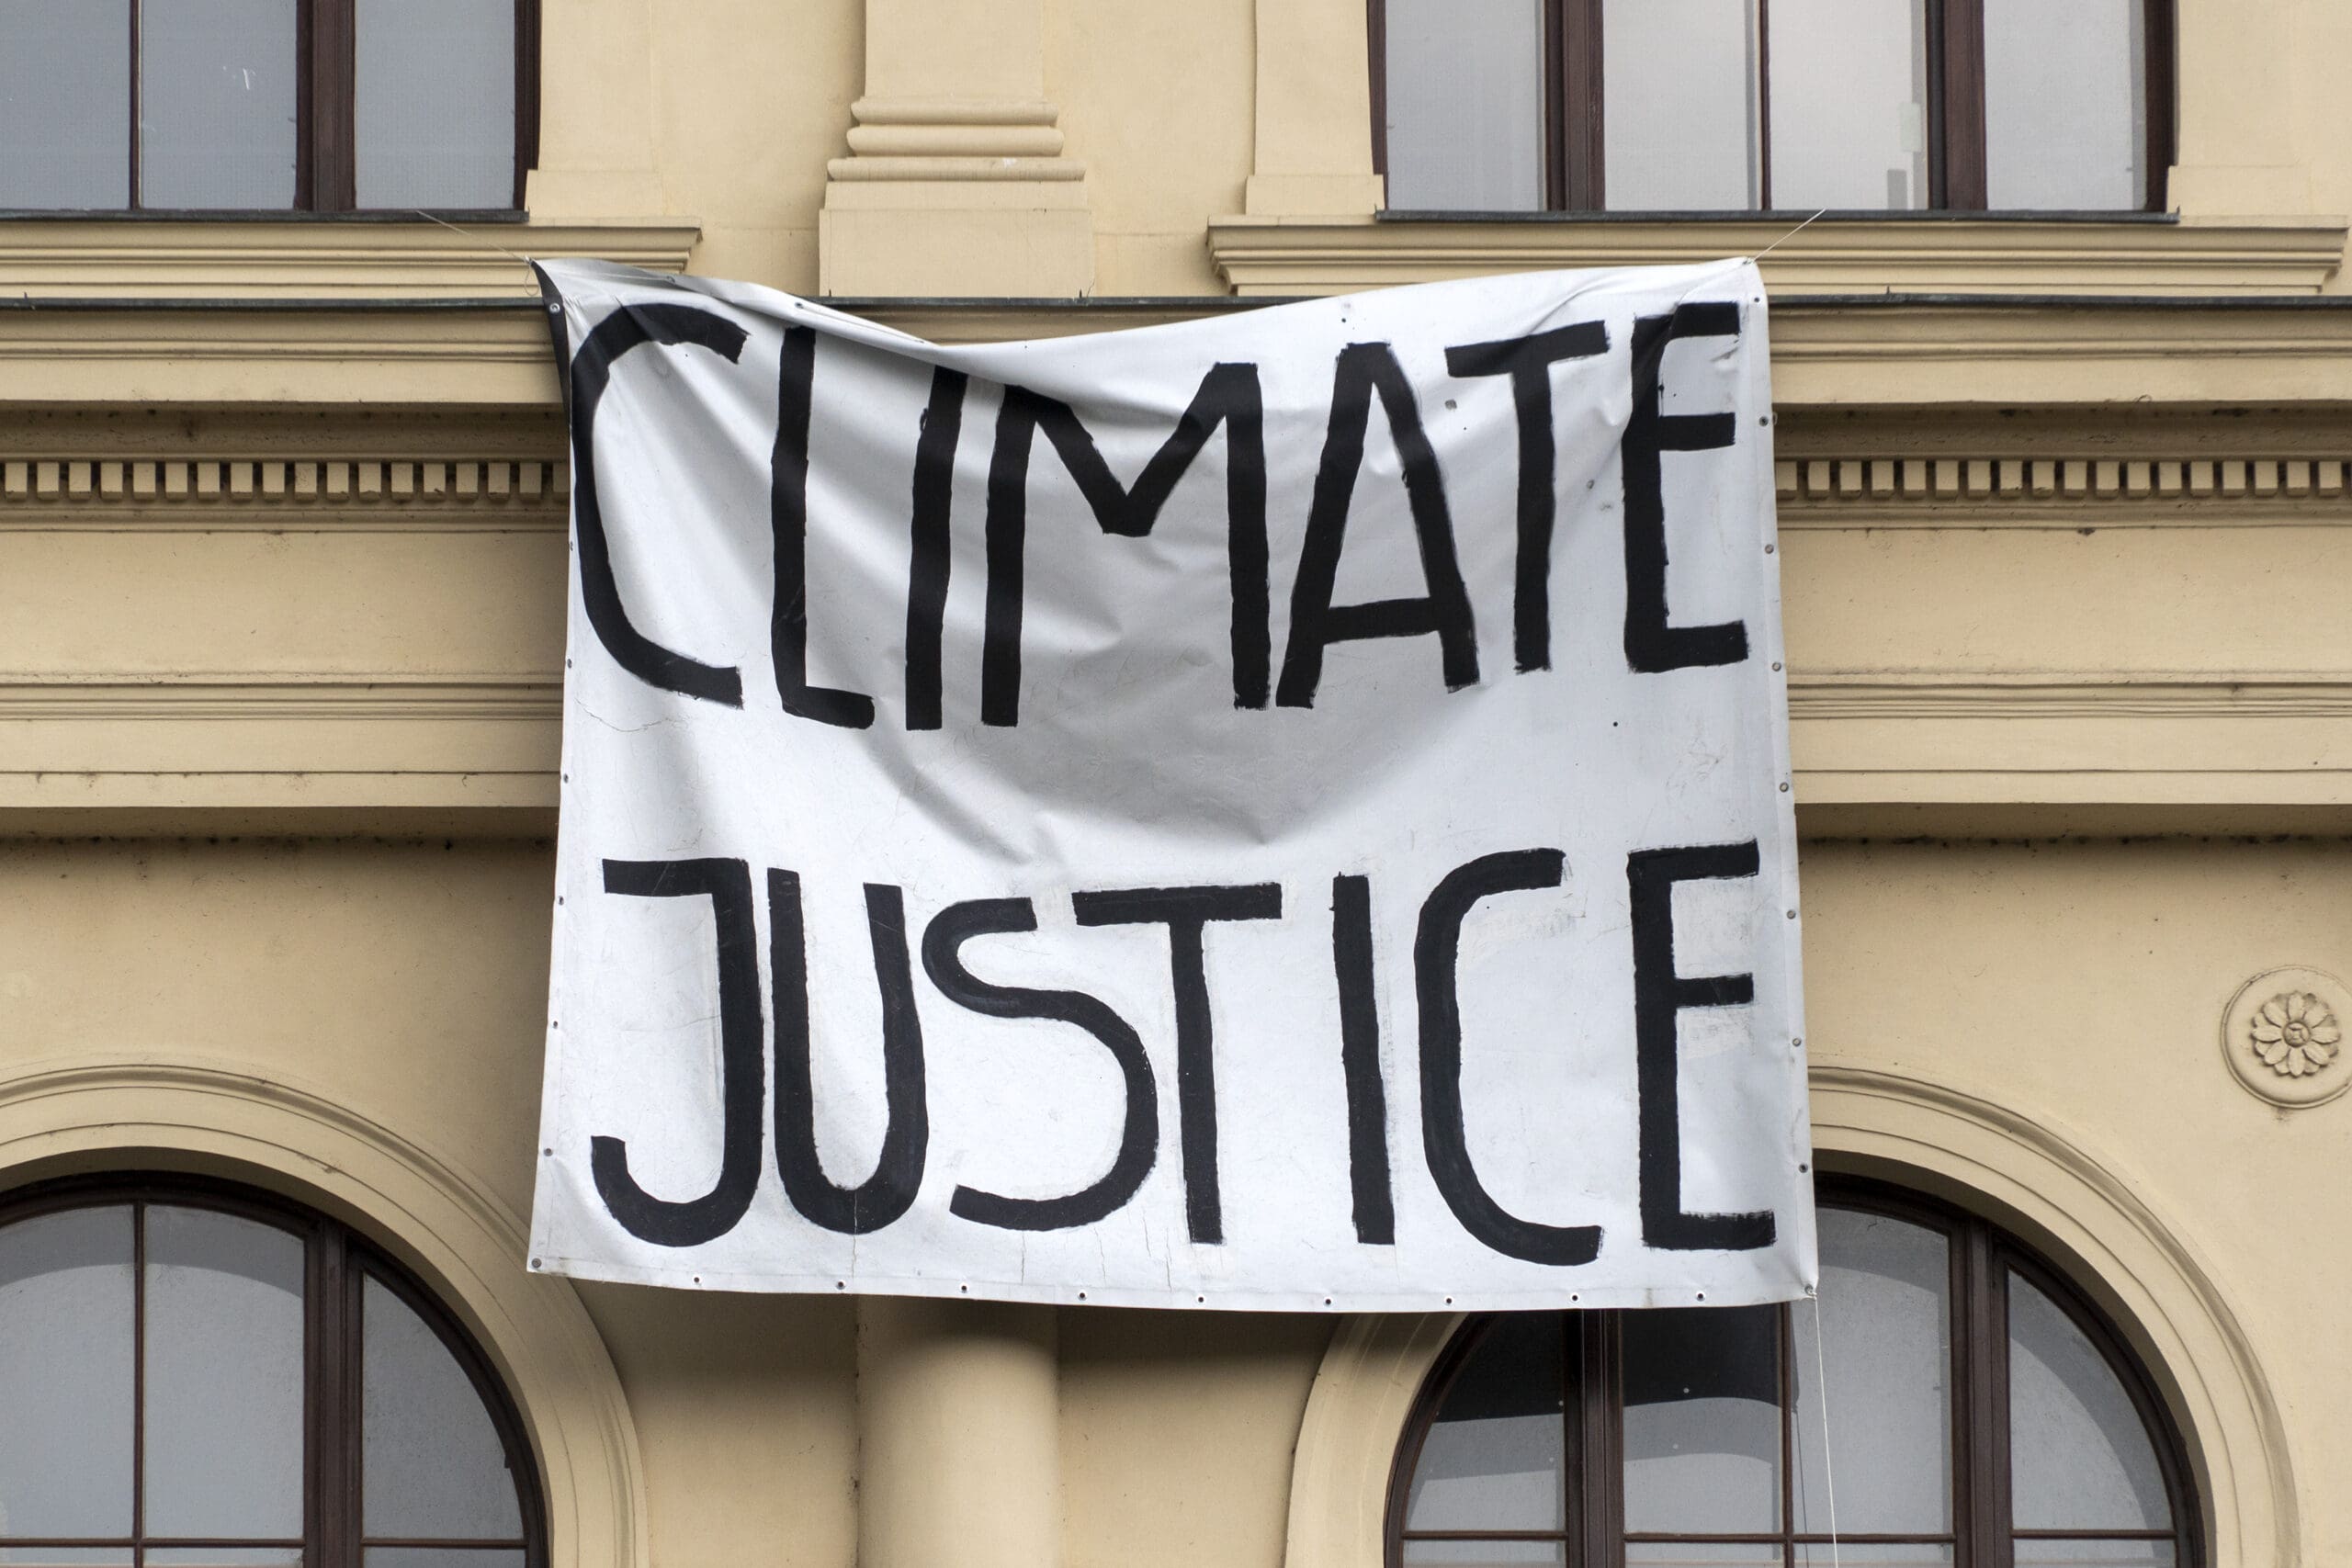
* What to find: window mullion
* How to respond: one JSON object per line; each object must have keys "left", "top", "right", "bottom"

{"left": 1934, "top": 0, "right": 1988, "bottom": 209}
{"left": 1755, "top": 0, "right": 1771, "bottom": 210}
{"left": 131, "top": 1202, "right": 146, "bottom": 1563}
{"left": 127, "top": 0, "right": 142, "bottom": 212}
{"left": 307, "top": 0, "right": 357, "bottom": 210}
{"left": 1780, "top": 1302, "right": 1795, "bottom": 1567}
{"left": 1956, "top": 1221, "right": 2010, "bottom": 1568}
{"left": 1575, "top": 1313, "right": 1623, "bottom": 1566}
{"left": 515, "top": 0, "right": 540, "bottom": 208}
{"left": 2142, "top": 0, "right": 2176, "bottom": 210}
{"left": 1556, "top": 0, "right": 1603, "bottom": 210}
{"left": 309, "top": 1222, "right": 358, "bottom": 1568}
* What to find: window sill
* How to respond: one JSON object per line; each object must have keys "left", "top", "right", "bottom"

{"left": 1206, "top": 212, "right": 2346, "bottom": 297}
{"left": 0, "top": 214, "right": 701, "bottom": 300}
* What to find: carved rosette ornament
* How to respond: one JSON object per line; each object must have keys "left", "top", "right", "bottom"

{"left": 2222, "top": 967, "right": 2352, "bottom": 1109}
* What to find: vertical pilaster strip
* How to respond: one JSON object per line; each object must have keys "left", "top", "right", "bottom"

{"left": 820, "top": 0, "right": 1094, "bottom": 296}
{"left": 855, "top": 1295, "right": 1063, "bottom": 1568}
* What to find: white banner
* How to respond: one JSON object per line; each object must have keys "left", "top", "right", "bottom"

{"left": 527, "top": 257, "right": 1815, "bottom": 1310}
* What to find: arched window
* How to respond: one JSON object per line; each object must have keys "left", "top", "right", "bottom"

{"left": 0, "top": 0, "right": 537, "bottom": 212}
{"left": 1373, "top": 0, "right": 2173, "bottom": 214}
{"left": 0, "top": 1175, "right": 544, "bottom": 1567}
{"left": 1390, "top": 1181, "right": 2198, "bottom": 1567}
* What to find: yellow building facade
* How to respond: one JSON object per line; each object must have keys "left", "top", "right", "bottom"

{"left": 0, "top": 1, "right": 2344, "bottom": 1566}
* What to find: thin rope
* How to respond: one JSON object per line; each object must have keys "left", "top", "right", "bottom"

{"left": 1807, "top": 1289, "right": 1844, "bottom": 1568}
{"left": 1751, "top": 207, "right": 1831, "bottom": 263}
{"left": 411, "top": 208, "right": 535, "bottom": 270}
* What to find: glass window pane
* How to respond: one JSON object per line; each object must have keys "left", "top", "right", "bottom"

{"left": 1402, "top": 1314, "right": 1564, "bottom": 1532}
{"left": 1793, "top": 1208, "right": 1951, "bottom": 1533}
{"left": 2013, "top": 1544, "right": 2175, "bottom": 1568}
{"left": 355, "top": 0, "right": 516, "bottom": 209}
{"left": 1621, "top": 1304, "right": 1781, "bottom": 1532}
{"left": 1797, "top": 1549, "right": 1954, "bottom": 1567}
{"left": 1400, "top": 1545, "right": 1564, "bottom": 1568}
{"left": 0, "top": 1208, "right": 134, "bottom": 1538}
{"left": 2008, "top": 1272, "right": 2171, "bottom": 1529}
{"left": 0, "top": 1553, "right": 132, "bottom": 1567}
{"left": 145, "top": 1553, "right": 302, "bottom": 1566}
{"left": 366, "top": 1552, "right": 526, "bottom": 1568}
{"left": 1383, "top": 0, "right": 1544, "bottom": 211}
{"left": 1628, "top": 1546, "right": 1781, "bottom": 1567}
{"left": 1602, "top": 0, "right": 1759, "bottom": 209}
{"left": 1983, "top": 0, "right": 2144, "bottom": 209}
{"left": 138, "top": 0, "right": 297, "bottom": 209}
{"left": 142, "top": 1206, "right": 305, "bottom": 1540}
{"left": 363, "top": 1275, "right": 526, "bottom": 1540}
{"left": 1767, "top": 0, "right": 1928, "bottom": 209}
{"left": 0, "top": 2, "right": 130, "bottom": 209}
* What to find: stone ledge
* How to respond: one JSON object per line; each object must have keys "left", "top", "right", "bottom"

{"left": 0, "top": 217, "right": 700, "bottom": 299}
{"left": 1205, "top": 215, "right": 2348, "bottom": 298}
{"left": 0, "top": 671, "right": 2339, "bottom": 819}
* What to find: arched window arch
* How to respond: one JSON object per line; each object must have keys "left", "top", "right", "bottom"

{"left": 1389, "top": 1179, "right": 2199, "bottom": 1567}
{"left": 0, "top": 1174, "right": 545, "bottom": 1568}
{"left": 1372, "top": 0, "right": 2174, "bottom": 214}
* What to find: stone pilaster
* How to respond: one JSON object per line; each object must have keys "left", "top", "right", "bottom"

{"left": 820, "top": 0, "right": 1093, "bottom": 296}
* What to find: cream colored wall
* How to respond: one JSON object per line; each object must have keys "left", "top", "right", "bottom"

{"left": 1046, "top": 0, "right": 1255, "bottom": 296}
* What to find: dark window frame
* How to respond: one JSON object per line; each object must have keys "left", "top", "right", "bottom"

{"left": 1385, "top": 1178, "right": 2203, "bottom": 1568}
{"left": 1367, "top": 0, "right": 2177, "bottom": 214}
{"left": 94, "top": 0, "right": 538, "bottom": 215}
{"left": 0, "top": 1171, "right": 549, "bottom": 1567}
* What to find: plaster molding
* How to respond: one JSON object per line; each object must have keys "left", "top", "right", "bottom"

{"left": 816, "top": 0, "right": 1093, "bottom": 296}
{"left": 2220, "top": 967, "right": 2350, "bottom": 1108}
{"left": 15, "top": 301, "right": 2352, "bottom": 406}
{"left": 0, "top": 455, "right": 567, "bottom": 530}
{"left": 1281, "top": 1063, "right": 2299, "bottom": 1568}
{"left": 1777, "top": 454, "right": 2352, "bottom": 525}
{"left": 8, "top": 404, "right": 2352, "bottom": 532}
{"left": 1206, "top": 216, "right": 2348, "bottom": 298}
{"left": 0, "top": 310, "right": 560, "bottom": 406}
{"left": 0, "top": 671, "right": 2344, "bottom": 815}
{"left": 1280, "top": 1311, "right": 1461, "bottom": 1568}
{"left": 0, "top": 219, "right": 700, "bottom": 300}
{"left": 0, "top": 1053, "right": 649, "bottom": 1568}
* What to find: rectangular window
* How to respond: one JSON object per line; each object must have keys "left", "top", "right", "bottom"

{"left": 1376, "top": 0, "right": 2167, "bottom": 213}
{"left": 0, "top": 0, "right": 532, "bottom": 212}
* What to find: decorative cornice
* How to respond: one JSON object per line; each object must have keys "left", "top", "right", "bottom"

{"left": 1777, "top": 453, "right": 2352, "bottom": 525}
{"left": 0, "top": 670, "right": 2339, "bottom": 820}
{"left": 3, "top": 442, "right": 2346, "bottom": 533}
{"left": 1206, "top": 215, "right": 2349, "bottom": 298}
{"left": 1788, "top": 675, "right": 2352, "bottom": 722}
{"left": 12, "top": 297, "right": 2352, "bottom": 407}
{"left": 0, "top": 217, "right": 700, "bottom": 299}
{"left": 0, "top": 671, "right": 2339, "bottom": 726}
{"left": 0, "top": 678, "right": 559, "bottom": 721}
{"left": 0, "top": 455, "right": 567, "bottom": 530}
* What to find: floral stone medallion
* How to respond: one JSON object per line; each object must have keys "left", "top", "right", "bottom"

{"left": 2222, "top": 966, "right": 2351, "bottom": 1110}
